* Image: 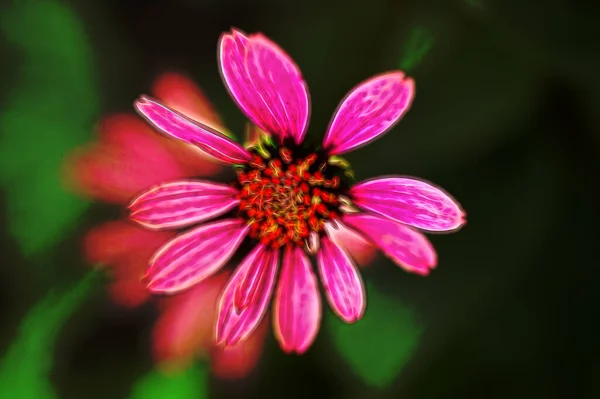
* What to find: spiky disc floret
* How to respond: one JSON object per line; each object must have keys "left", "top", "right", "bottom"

{"left": 235, "top": 139, "right": 350, "bottom": 249}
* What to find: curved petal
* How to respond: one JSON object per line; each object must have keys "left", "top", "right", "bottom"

{"left": 324, "top": 221, "right": 377, "bottom": 267}
{"left": 151, "top": 73, "right": 230, "bottom": 177}
{"left": 233, "top": 246, "right": 274, "bottom": 311}
{"left": 135, "top": 96, "right": 251, "bottom": 164}
{"left": 350, "top": 176, "right": 466, "bottom": 232}
{"left": 146, "top": 218, "right": 249, "bottom": 293}
{"left": 83, "top": 221, "right": 174, "bottom": 307}
{"left": 317, "top": 237, "right": 365, "bottom": 323}
{"left": 129, "top": 180, "right": 240, "bottom": 230}
{"left": 84, "top": 221, "right": 172, "bottom": 265}
{"left": 64, "top": 115, "right": 187, "bottom": 204}
{"left": 274, "top": 246, "right": 321, "bottom": 354}
{"left": 343, "top": 213, "right": 437, "bottom": 275}
{"left": 216, "top": 244, "right": 278, "bottom": 346}
{"left": 107, "top": 279, "right": 150, "bottom": 308}
{"left": 152, "top": 272, "right": 229, "bottom": 369}
{"left": 152, "top": 72, "right": 225, "bottom": 131}
{"left": 323, "top": 72, "right": 415, "bottom": 155}
{"left": 211, "top": 317, "right": 268, "bottom": 379}
{"left": 219, "top": 29, "right": 310, "bottom": 144}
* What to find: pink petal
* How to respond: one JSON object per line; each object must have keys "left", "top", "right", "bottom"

{"left": 152, "top": 272, "right": 228, "bottom": 368}
{"left": 273, "top": 246, "right": 321, "bottom": 354}
{"left": 211, "top": 318, "right": 268, "bottom": 379}
{"left": 324, "top": 221, "right": 377, "bottom": 267}
{"left": 216, "top": 244, "right": 278, "bottom": 346}
{"left": 129, "top": 180, "right": 240, "bottom": 230}
{"left": 323, "top": 72, "right": 415, "bottom": 155}
{"left": 219, "top": 29, "right": 310, "bottom": 144}
{"left": 83, "top": 221, "right": 174, "bottom": 307}
{"left": 343, "top": 213, "right": 437, "bottom": 275}
{"left": 135, "top": 96, "right": 251, "bottom": 164}
{"left": 64, "top": 115, "right": 187, "bottom": 204}
{"left": 152, "top": 72, "right": 225, "bottom": 132}
{"left": 233, "top": 245, "right": 273, "bottom": 311}
{"left": 146, "top": 218, "right": 249, "bottom": 293}
{"left": 350, "top": 176, "right": 466, "bottom": 232}
{"left": 317, "top": 237, "right": 365, "bottom": 323}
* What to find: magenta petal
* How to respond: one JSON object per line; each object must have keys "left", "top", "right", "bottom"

{"left": 219, "top": 29, "right": 310, "bottom": 144}
{"left": 323, "top": 72, "right": 415, "bottom": 155}
{"left": 233, "top": 243, "right": 273, "bottom": 311}
{"left": 317, "top": 237, "right": 365, "bottom": 323}
{"left": 135, "top": 96, "right": 251, "bottom": 164}
{"left": 274, "top": 246, "right": 321, "bottom": 354}
{"left": 146, "top": 218, "right": 249, "bottom": 293}
{"left": 343, "top": 213, "right": 437, "bottom": 275}
{"left": 129, "top": 180, "right": 240, "bottom": 230}
{"left": 350, "top": 176, "right": 466, "bottom": 232}
{"left": 216, "top": 244, "right": 278, "bottom": 346}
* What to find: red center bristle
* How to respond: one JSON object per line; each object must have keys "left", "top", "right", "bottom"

{"left": 237, "top": 148, "right": 340, "bottom": 248}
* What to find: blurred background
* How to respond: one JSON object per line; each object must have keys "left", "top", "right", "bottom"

{"left": 1, "top": 0, "right": 599, "bottom": 398}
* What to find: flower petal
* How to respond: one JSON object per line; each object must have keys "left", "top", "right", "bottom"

{"left": 129, "top": 180, "right": 240, "bottom": 230}
{"left": 216, "top": 244, "right": 278, "bottom": 346}
{"left": 84, "top": 221, "right": 174, "bottom": 307}
{"left": 350, "top": 176, "right": 466, "bottom": 232}
{"left": 152, "top": 72, "right": 225, "bottom": 131}
{"left": 151, "top": 73, "right": 230, "bottom": 177}
{"left": 135, "top": 96, "right": 251, "bottom": 164}
{"left": 146, "top": 218, "right": 249, "bottom": 293}
{"left": 317, "top": 237, "right": 365, "bottom": 323}
{"left": 343, "top": 214, "right": 437, "bottom": 275}
{"left": 152, "top": 272, "right": 229, "bottom": 370}
{"left": 219, "top": 29, "right": 310, "bottom": 144}
{"left": 64, "top": 114, "right": 188, "bottom": 204}
{"left": 323, "top": 72, "right": 415, "bottom": 155}
{"left": 211, "top": 317, "right": 268, "bottom": 379}
{"left": 324, "top": 220, "right": 377, "bottom": 267}
{"left": 107, "top": 279, "right": 150, "bottom": 308}
{"left": 233, "top": 247, "right": 274, "bottom": 312}
{"left": 273, "top": 246, "right": 321, "bottom": 354}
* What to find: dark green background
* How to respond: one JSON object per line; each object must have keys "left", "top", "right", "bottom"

{"left": 1, "top": 0, "right": 598, "bottom": 398}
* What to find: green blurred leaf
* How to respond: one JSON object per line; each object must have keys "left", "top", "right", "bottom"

{"left": 328, "top": 282, "right": 423, "bottom": 388}
{"left": 399, "top": 27, "right": 435, "bottom": 72}
{"left": 128, "top": 365, "right": 208, "bottom": 399}
{"left": 0, "top": 272, "right": 99, "bottom": 398}
{"left": 0, "top": 0, "right": 98, "bottom": 256}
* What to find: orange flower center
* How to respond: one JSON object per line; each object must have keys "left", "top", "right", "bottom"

{"left": 236, "top": 147, "right": 343, "bottom": 249}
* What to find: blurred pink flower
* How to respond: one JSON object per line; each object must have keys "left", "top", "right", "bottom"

{"left": 65, "top": 73, "right": 266, "bottom": 378}
{"left": 130, "top": 29, "right": 466, "bottom": 354}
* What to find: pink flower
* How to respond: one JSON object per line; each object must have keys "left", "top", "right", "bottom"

{"left": 65, "top": 72, "right": 266, "bottom": 378}
{"left": 130, "top": 29, "right": 466, "bottom": 354}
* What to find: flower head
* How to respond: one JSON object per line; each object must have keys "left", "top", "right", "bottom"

{"left": 65, "top": 72, "right": 266, "bottom": 377}
{"left": 131, "top": 29, "right": 466, "bottom": 354}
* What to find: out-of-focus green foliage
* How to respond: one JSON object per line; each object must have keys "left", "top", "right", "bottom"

{"left": 327, "top": 281, "right": 422, "bottom": 388}
{"left": 0, "top": 0, "right": 98, "bottom": 257}
{"left": 0, "top": 272, "right": 99, "bottom": 398}
{"left": 399, "top": 27, "right": 435, "bottom": 71}
{"left": 128, "top": 366, "right": 208, "bottom": 399}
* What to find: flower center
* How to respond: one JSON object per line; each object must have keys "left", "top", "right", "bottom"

{"left": 236, "top": 146, "right": 343, "bottom": 249}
